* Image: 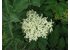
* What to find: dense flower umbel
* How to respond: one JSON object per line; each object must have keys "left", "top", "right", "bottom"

{"left": 22, "top": 10, "right": 54, "bottom": 42}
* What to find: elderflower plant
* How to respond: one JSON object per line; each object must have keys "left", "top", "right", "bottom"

{"left": 22, "top": 10, "right": 54, "bottom": 42}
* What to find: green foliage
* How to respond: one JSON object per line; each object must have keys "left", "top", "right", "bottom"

{"left": 9, "top": 13, "right": 20, "bottom": 22}
{"left": 57, "top": 37, "right": 65, "bottom": 50}
{"left": 28, "top": 41, "right": 37, "bottom": 50}
{"left": 48, "top": 28, "right": 60, "bottom": 48}
{"left": 31, "top": 0, "right": 42, "bottom": 7}
{"left": 38, "top": 38, "right": 48, "bottom": 50}
{"left": 13, "top": 0, "right": 29, "bottom": 13}
{"left": 2, "top": 0, "right": 68, "bottom": 50}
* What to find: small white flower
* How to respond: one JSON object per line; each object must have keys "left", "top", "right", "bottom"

{"left": 22, "top": 10, "right": 54, "bottom": 42}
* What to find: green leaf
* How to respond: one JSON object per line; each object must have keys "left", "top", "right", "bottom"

{"left": 14, "top": 38, "right": 25, "bottom": 50}
{"left": 3, "top": 0, "right": 10, "bottom": 14}
{"left": 3, "top": 15, "right": 14, "bottom": 38}
{"left": 10, "top": 13, "right": 20, "bottom": 22}
{"left": 2, "top": 32, "right": 12, "bottom": 47}
{"left": 46, "top": 0, "right": 57, "bottom": 4}
{"left": 57, "top": 37, "right": 65, "bottom": 49}
{"left": 28, "top": 41, "right": 37, "bottom": 50}
{"left": 31, "top": 0, "right": 42, "bottom": 7}
{"left": 58, "top": 24, "right": 68, "bottom": 37}
{"left": 61, "top": 10, "right": 68, "bottom": 23}
{"left": 5, "top": 38, "right": 25, "bottom": 50}
{"left": 53, "top": 3, "right": 67, "bottom": 20}
{"left": 3, "top": 0, "right": 13, "bottom": 15}
{"left": 13, "top": 0, "right": 29, "bottom": 13}
{"left": 3, "top": 21, "right": 11, "bottom": 37}
{"left": 62, "top": 25, "right": 68, "bottom": 33}
{"left": 48, "top": 29, "right": 60, "bottom": 48}
{"left": 38, "top": 38, "right": 48, "bottom": 50}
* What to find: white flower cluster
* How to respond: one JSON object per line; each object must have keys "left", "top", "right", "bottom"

{"left": 22, "top": 10, "right": 54, "bottom": 42}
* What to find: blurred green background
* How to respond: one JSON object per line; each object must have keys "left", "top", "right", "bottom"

{"left": 2, "top": 0, "right": 68, "bottom": 50}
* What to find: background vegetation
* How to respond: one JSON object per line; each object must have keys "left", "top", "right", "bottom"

{"left": 2, "top": 0, "right": 68, "bottom": 50}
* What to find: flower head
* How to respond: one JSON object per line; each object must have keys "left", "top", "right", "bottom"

{"left": 22, "top": 10, "right": 54, "bottom": 42}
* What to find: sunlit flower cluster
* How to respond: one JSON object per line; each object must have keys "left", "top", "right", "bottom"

{"left": 22, "top": 10, "right": 54, "bottom": 42}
